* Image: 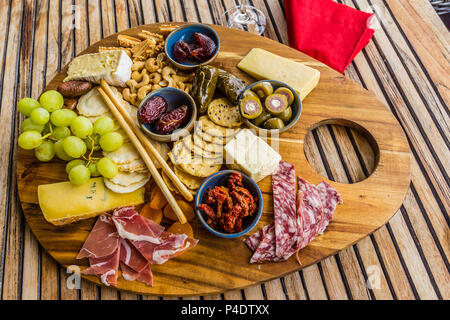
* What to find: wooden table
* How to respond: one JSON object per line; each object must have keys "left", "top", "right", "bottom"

{"left": 0, "top": 0, "right": 448, "bottom": 300}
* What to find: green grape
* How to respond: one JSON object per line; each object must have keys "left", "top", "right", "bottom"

{"left": 66, "top": 159, "right": 86, "bottom": 175}
{"left": 54, "top": 139, "right": 73, "bottom": 161}
{"left": 97, "top": 157, "right": 118, "bottom": 178}
{"left": 39, "top": 90, "right": 64, "bottom": 112}
{"left": 62, "top": 136, "right": 87, "bottom": 158}
{"left": 34, "top": 140, "right": 55, "bottom": 162}
{"left": 99, "top": 131, "right": 123, "bottom": 152}
{"left": 84, "top": 134, "right": 100, "bottom": 151}
{"left": 51, "top": 126, "right": 71, "bottom": 140}
{"left": 18, "top": 131, "right": 42, "bottom": 150}
{"left": 30, "top": 107, "right": 50, "bottom": 125}
{"left": 50, "top": 109, "right": 77, "bottom": 127}
{"left": 71, "top": 116, "right": 93, "bottom": 139}
{"left": 88, "top": 162, "right": 101, "bottom": 177}
{"left": 69, "top": 164, "right": 91, "bottom": 185}
{"left": 18, "top": 97, "right": 40, "bottom": 116}
{"left": 93, "top": 116, "right": 114, "bottom": 136}
{"left": 20, "top": 118, "right": 45, "bottom": 133}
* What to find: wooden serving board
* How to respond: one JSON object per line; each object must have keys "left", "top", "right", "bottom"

{"left": 17, "top": 23, "right": 411, "bottom": 296}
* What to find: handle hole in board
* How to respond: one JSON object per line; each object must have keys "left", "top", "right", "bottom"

{"left": 304, "top": 119, "right": 379, "bottom": 184}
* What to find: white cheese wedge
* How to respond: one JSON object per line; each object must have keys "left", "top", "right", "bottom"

{"left": 64, "top": 50, "right": 132, "bottom": 87}
{"left": 237, "top": 48, "right": 320, "bottom": 101}
{"left": 224, "top": 129, "right": 281, "bottom": 182}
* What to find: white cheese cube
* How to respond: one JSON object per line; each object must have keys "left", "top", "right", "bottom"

{"left": 224, "top": 129, "right": 281, "bottom": 182}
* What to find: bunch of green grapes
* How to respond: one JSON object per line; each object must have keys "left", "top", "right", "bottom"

{"left": 18, "top": 90, "right": 124, "bottom": 186}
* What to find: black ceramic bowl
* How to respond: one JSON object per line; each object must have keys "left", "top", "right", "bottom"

{"left": 137, "top": 87, "right": 197, "bottom": 142}
{"left": 238, "top": 80, "right": 302, "bottom": 134}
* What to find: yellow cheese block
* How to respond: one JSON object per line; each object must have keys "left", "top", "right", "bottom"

{"left": 237, "top": 48, "right": 320, "bottom": 101}
{"left": 38, "top": 177, "right": 145, "bottom": 226}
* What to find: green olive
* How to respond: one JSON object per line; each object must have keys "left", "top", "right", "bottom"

{"left": 242, "top": 89, "right": 259, "bottom": 99}
{"left": 251, "top": 81, "right": 273, "bottom": 98}
{"left": 251, "top": 109, "right": 271, "bottom": 127}
{"left": 264, "top": 94, "right": 288, "bottom": 115}
{"left": 278, "top": 106, "right": 292, "bottom": 124}
{"left": 263, "top": 117, "right": 285, "bottom": 130}
{"left": 274, "top": 87, "right": 294, "bottom": 105}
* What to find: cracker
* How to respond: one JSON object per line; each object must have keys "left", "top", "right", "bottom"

{"left": 196, "top": 116, "right": 240, "bottom": 141}
{"left": 193, "top": 131, "right": 224, "bottom": 153}
{"left": 77, "top": 87, "right": 110, "bottom": 117}
{"left": 173, "top": 164, "right": 204, "bottom": 190}
{"left": 103, "top": 142, "right": 140, "bottom": 164}
{"left": 180, "top": 160, "right": 222, "bottom": 178}
{"left": 118, "top": 158, "right": 147, "bottom": 172}
{"left": 207, "top": 97, "right": 243, "bottom": 128}
{"left": 161, "top": 168, "right": 176, "bottom": 193}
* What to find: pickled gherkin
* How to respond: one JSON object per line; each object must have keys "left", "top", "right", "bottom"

{"left": 263, "top": 117, "right": 285, "bottom": 130}
{"left": 216, "top": 68, "right": 246, "bottom": 104}
{"left": 240, "top": 96, "right": 263, "bottom": 119}
{"left": 191, "top": 65, "right": 219, "bottom": 115}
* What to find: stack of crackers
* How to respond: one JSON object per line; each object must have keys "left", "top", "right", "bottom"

{"left": 166, "top": 97, "right": 243, "bottom": 196}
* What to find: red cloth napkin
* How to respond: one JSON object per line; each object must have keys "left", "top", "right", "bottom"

{"left": 284, "top": 0, "right": 375, "bottom": 73}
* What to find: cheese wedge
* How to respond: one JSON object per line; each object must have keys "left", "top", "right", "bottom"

{"left": 64, "top": 50, "right": 132, "bottom": 87}
{"left": 38, "top": 177, "right": 145, "bottom": 226}
{"left": 237, "top": 48, "right": 320, "bottom": 101}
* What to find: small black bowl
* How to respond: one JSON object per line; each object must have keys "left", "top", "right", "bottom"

{"left": 137, "top": 87, "right": 197, "bottom": 142}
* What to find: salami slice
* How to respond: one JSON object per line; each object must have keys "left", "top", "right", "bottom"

{"left": 244, "top": 230, "right": 262, "bottom": 252}
{"left": 316, "top": 181, "right": 343, "bottom": 234}
{"left": 272, "top": 161, "right": 297, "bottom": 257}
{"left": 297, "top": 178, "right": 323, "bottom": 249}
{"left": 250, "top": 223, "right": 276, "bottom": 263}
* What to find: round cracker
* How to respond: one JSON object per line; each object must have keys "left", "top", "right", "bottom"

{"left": 193, "top": 132, "right": 224, "bottom": 153}
{"left": 173, "top": 164, "right": 204, "bottom": 190}
{"left": 104, "top": 174, "right": 151, "bottom": 193}
{"left": 207, "top": 97, "right": 243, "bottom": 128}
{"left": 77, "top": 87, "right": 110, "bottom": 117}
{"left": 118, "top": 158, "right": 146, "bottom": 172}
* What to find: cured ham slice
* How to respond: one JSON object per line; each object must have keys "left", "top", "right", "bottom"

{"left": 77, "top": 214, "right": 119, "bottom": 259}
{"left": 119, "top": 239, "right": 148, "bottom": 273}
{"left": 316, "top": 181, "right": 343, "bottom": 234}
{"left": 272, "top": 161, "right": 298, "bottom": 257}
{"left": 112, "top": 206, "right": 164, "bottom": 244}
{"left": 297, "top": 178, "right": 324, "bottom": 249}
{"left": 120, "top": 262, "right": 153, "bottom": 286}
{"left": 82, "top": 246, "right": 120, "bottom": 286}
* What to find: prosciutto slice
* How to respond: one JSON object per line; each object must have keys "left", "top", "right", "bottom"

{"left": 112, "top": 207, "right": 164, "bottom": 244}
{"left": 272, "top": 161, "right": 298, "bottom": 257}
{"left": 119, "top": 239, "right": 148, "bottom": 273}
{"left": 77, "top": 214, "right": 119, "bottom": 259}
{"left": 316, "top": 181, "right": 343, "bottom": 234}
{"left": 120, "top": 262, "right": 153, "bottom": 286}
{"left": 82, "top": 246, "right": 120, "bottom": 286}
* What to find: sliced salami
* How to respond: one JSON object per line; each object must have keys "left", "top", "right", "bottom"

{"left": 244, "top": 230, "right": 262, "bottom": 252}
{"left": 250, "top": 223, "right": 275, "bottom": 263}
{"left": 316, "top": 181, "right": 343, "bottom": 234}
{"left": 297, "top": 178, "right": 323, "bottom": 249}
{"left": 272, "top": 161, "right": 297, "bottom": 257}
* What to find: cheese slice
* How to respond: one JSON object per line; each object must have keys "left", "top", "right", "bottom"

{"left": 38, "top": 177, "right": 145, "bottom": 226}
{"left": 64, "top": 50, "right": 132, "bottom": 87}
{"left": 224, "top": 129, "right": 281, "bottom": 182}
{"left": 237, "top": 48, "right": 320, "bottom": 100}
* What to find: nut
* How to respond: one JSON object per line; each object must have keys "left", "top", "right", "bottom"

{"left": 57, "top": 81, "right": 92, "bottom": 98}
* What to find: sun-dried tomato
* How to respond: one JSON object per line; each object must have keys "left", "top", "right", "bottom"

{"left": 139, "top": 96, "right": 167, "bottom": 124}
{"left": 154, "top": 105, "right": 189, "bottom": 135}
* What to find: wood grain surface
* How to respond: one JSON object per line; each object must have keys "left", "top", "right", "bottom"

{"left": 0, "top": 0, "right": 448, "bottom": 300}
{"left": 16, "top": 22, "right": 412, "bottom": 296}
